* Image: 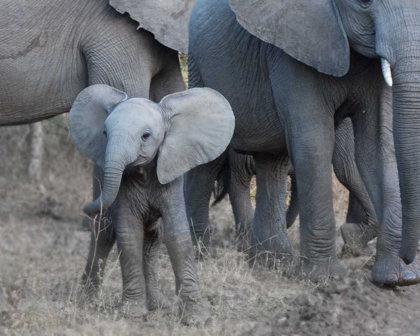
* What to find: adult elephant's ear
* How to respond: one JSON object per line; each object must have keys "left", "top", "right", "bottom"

{"left": 229, "top": 0, "right": 350, "bottom": 77}
{"left": 67, "top": 85, "right": 128, "bottom": 168}
{"left": 109, "top": 0, "right": 195, "bottom": 53}
{"left": 157, "top": 88, "right": 235, "bottom": 184}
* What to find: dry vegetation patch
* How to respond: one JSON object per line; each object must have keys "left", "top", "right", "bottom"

{"left": 1, "top": 122, "right": 420, "bottom": 336}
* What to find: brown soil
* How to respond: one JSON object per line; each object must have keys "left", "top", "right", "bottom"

{"left": 1, "top": 122, "right": 419, "bottom": 336}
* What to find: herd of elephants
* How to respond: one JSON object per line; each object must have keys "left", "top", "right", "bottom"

{"left": 2, "top": 0, "right": 420, "bottom": 325}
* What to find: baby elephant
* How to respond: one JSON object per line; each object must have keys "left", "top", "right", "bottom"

{"left": 68, "top": 84, "right": 234, "bottom": 324}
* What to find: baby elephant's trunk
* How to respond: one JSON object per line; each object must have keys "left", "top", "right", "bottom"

{"left": 83, "top": 139, "right": 132, "bottom": 215}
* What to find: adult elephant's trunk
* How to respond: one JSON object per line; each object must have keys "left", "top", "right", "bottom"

{"left": 83, "top": 135, "right": 133, "bottom": 215}
{"left": 393, "top": 66, "right": 420, "bottom": 264}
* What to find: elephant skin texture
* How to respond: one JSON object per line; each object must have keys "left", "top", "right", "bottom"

{"left": 220, "top": 119, "right": 378, "bottom": 258}
{"left": 185, "top": 0, "right": 420, "bottom": 286}
{"left": 0, "top": 0, "right": 186, "bottom": 127}
{"left": 68, "top": 85, "right": 234, "bottom": 324}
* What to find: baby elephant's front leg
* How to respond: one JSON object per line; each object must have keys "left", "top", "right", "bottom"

{"left": 161, "top": 182, "right": 211, "bottom": 326}
{"left": 165, "top": 233, "right": 211, "bottom": 325}
{"left": 114, "top": 203, "right": 148, "bottom": 318}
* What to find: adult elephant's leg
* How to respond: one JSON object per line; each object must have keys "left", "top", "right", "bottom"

{"left": 184, "top": 153, "right": 227, "bottom": 247}
{"left": 332, "top": 118, "right": 378, "bottom": 256}
{"left": 149, "top": 50, "right": 186, "bottom": 103}
{"left": 81, "top": 165, "right": 116, "bottom": 295}
{"left": 143, "top": 219, "right": 169, "bottom": 311}
{"left": 352, "top": 85, "right": 420, "bottom": 286}
{"left": 340, "top": 193, "right": 377, "bottom": 256}
{"left": 82, "top": 21, "right": 160, "bottom": 99}
{"left": 228, "top": 149, "right": 256, "bottom": 252}
{"left": 113, "top": 200, "right": 148, "bottom": 317}
{"left": 269, "top": 58, "right": 347, "bottom": 281}
{"left": 248, "top": 152, "right": 292, "bottom": 267}
{"left": 345, "top": 193, "right": 366, "bottom": 224}
{"left": 287, "top": 117, "right": 346, "bottom": 281}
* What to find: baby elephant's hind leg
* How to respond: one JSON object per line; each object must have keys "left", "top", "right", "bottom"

{"left": 143, "top": 219, "right": 169, "bottom": 311}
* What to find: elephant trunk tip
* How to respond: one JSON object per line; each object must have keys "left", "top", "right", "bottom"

{"left": 82, "top": 196, "right": 108, "bottom": 216}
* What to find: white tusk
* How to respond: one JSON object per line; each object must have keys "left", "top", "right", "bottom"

{"left": 381, "top": 58, "right": 393, "bottom": 87}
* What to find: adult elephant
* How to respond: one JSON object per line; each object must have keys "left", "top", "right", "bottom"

{"left": 216, "top": 118, "right": 378, "bottom": 257}
{"left": 185, "top": 0, "right": 420, "bottom": 286}
{"left": 0, "top": 0, "right": 192, "bottom": 126}
{"left": 0, "top": 0, "right": 193, "bottom": 226}
{"left": 0, "top": 0, "right": 200, "bottom": 309}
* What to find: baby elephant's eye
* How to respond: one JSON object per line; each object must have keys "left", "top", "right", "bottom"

{"left": 142, "top": 132, "right": 151, "bottom": 142}
{"left": 103, "top": 131, "right": 107, "bottom": 137}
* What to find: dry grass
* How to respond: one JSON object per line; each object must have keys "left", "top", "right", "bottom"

{"left": 0, "top": 121, "right": 353, "bottom": 336}
{"left": 0, "top": 202, "right": 341, "bottom": 336}
{"left": 2, "top": 106, "right": 420, "bottom": 336}
{"left": 3, "top": 189, "right": 419, "bottom": 335}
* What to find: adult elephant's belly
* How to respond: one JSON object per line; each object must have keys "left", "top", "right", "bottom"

{"left": 200, "top": 72, "right": 287, "bottom": 154}
{"left": 0, "top": 40, "right": 87, "bottom": 126}
{"left": 0, "top": 52, "right": 86, "bottom": 126}
{"left": 230, "top": 104, "right": 287, "bottom": 154}
{"left": 0, "top": 0, "right": 90, "bottom": 126}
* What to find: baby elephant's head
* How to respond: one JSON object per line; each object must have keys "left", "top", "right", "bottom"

{"left": 68, "top": 84, "right": 234, "bottom": 215}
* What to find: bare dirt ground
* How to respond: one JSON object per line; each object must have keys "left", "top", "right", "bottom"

{"left": 1, "top": 122, "right": 420, "bottom": 336}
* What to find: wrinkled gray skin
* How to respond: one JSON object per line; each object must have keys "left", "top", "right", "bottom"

{"left": 1, "top": 0, "right": 222, "bottom": 321}
{"left": 0, "top": 0, "right": 189, "bottom": 235}
{"left": 0, "top": 0, "right": 185, "bottom": 126}
{"left": 219, "top": 118, "right": 378, "bottom": 257}
{"left": 186, "top": 0, "right": 420, "bottom": 286}
{"left": 68, "top": 85, "right": 234, "bottom": 324}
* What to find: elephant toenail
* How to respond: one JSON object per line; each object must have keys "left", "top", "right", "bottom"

{"left": 402, "top": 271, "right": 416, "bottom": 281}
{"left": 385, "top": 274, "right": 398, "bottom": 284}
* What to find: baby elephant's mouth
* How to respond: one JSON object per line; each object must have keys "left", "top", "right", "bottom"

{"left": 129, "top": 155, "right": 151, "bottom": 168}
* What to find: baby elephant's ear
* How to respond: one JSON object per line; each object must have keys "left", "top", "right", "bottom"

{"left": 68, "top": 84, "right": 128, "bottom": 168}
{"left": 157, "top": 88, "right": 235, "bottom": 184}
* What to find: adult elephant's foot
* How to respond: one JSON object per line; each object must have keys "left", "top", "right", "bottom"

{"left": 295, "top": 257, "right": 347, "bottom": 283}
{"left": 119, "top": 300, "right": 149, "bottom": 319}
{"left": 146, "top": 289, "right": 169, "bottom": 311}
{"left": 341, "top": 222, "right": 377, "bottom": 257}
{"left": 247, "top": 235, "right": 292, "bottom": 269}
{"left": 371, "top": 255, "right": 420, "bottom": 287}
{"left": 180, "top": 302, "right": 211, "bottom": 326}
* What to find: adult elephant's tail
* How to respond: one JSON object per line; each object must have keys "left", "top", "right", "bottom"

{"left": 212, "top": 152, "right": 231, "bottom": 205}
